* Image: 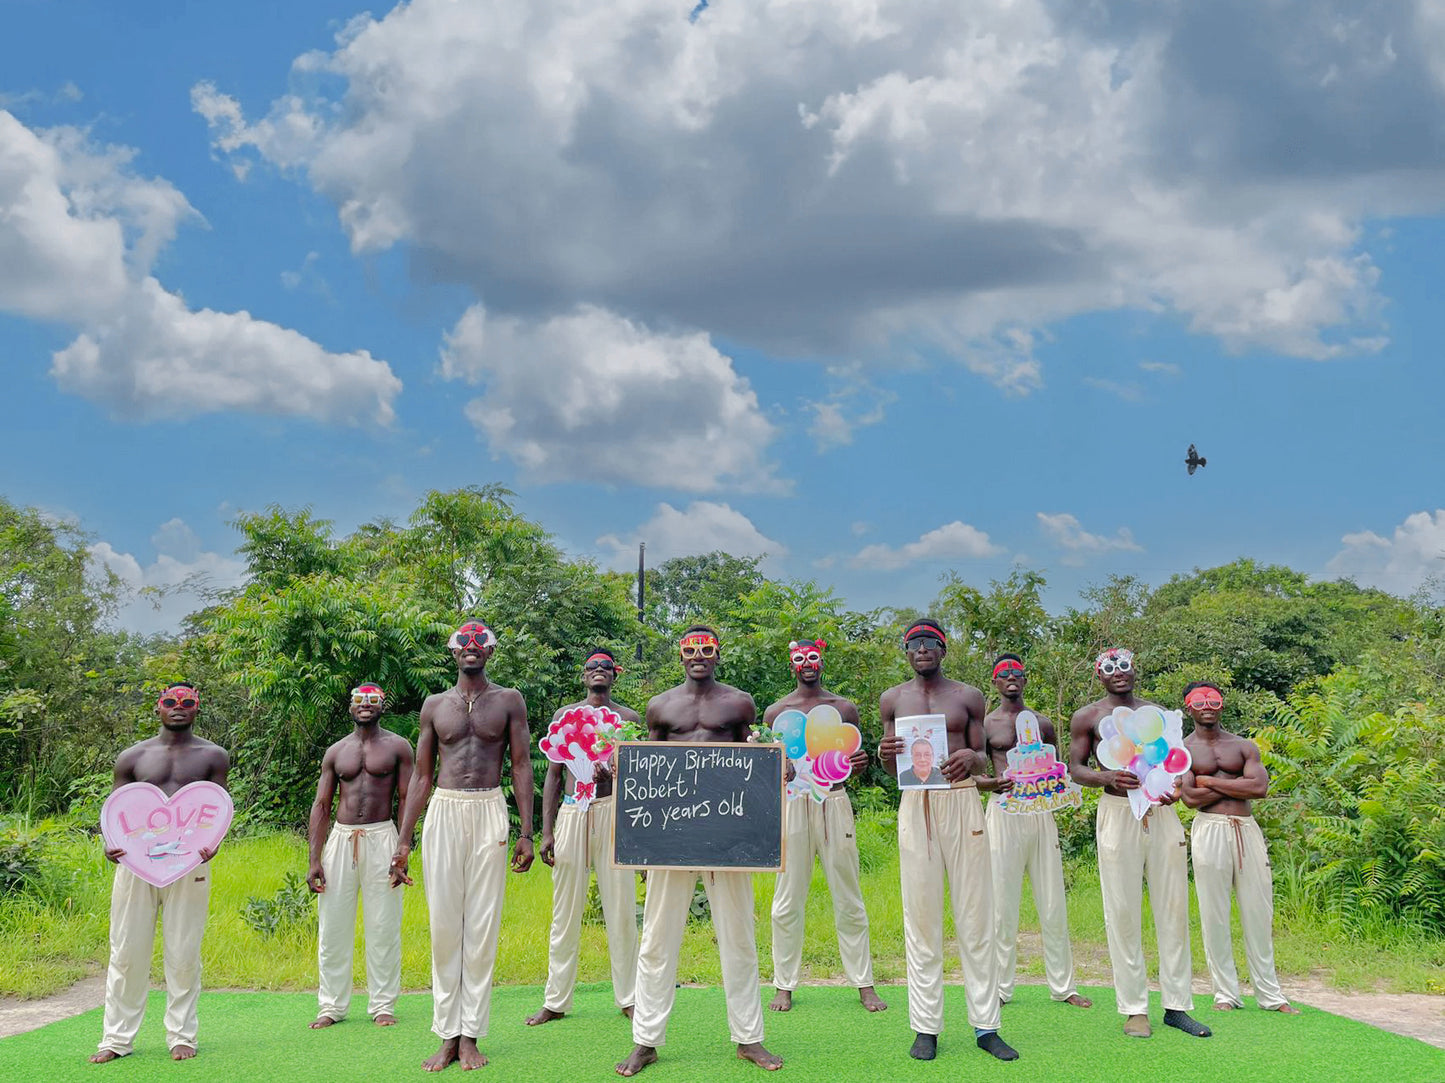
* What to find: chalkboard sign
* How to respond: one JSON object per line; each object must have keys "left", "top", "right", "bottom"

{"left": 612, "top": 742, "right": 785, "bottom": 872}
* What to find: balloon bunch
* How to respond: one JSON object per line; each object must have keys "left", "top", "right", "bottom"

{"left": 539, "top": 705, "right": 635, "bottom": 810}
{"left": 1095, "top": 705, "right": 1192, "bottom": 819}
{"left": 770, "top": 705, "right": 862, "bottom": 803}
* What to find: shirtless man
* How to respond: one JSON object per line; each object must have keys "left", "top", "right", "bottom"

{"left": 878, "top": 620, "right": 1018, "bottom": 1063}
{"left": 392, "top": 621, "right": 535, "bottom": 1072}
{"left": 616, "top": 625, "right": 782, "bottom": 1077}
{"left": 981, "top": 655, "right": 1090, "bottom": 1010}
{"left": 1180, "top": 682, "right": 1299, "bottom": 1016}
{"left": 1067, "top": 648, "right": 1210, "bottom": 1039}
{"left": 764, "top": 639, "right": 884, "bottom": 1014}
{"left": 527, "top": 648, "right": 641, "bottom": 1026}
{"left": 91, "top": 683, "right": 229, "bottom": 1064}
{"left": 307, "top": 683, "right": 415, "bottom": 1029}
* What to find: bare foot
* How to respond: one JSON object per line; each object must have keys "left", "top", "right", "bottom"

{"left": 621, "top": 1005, "right": 634, "bottom": 1020}
{"left": 424, "top": 1038, "right": 460, "bottom": 1072}
{"left": 1213, "top": 1002, "right": 1238, "bottom": 1011}
{"left": 374, "top": 1014, "right": 397, "bottom": 1026}
{"left": 458, "top": 1037, "right": 487, "bottom": 1070}
{"left": 171, "top": 1045, "right": 197, "bottom": 1061}
{"left": 769, "top": 989, "right": 793, "bottom": 1012}
{"left": 526, "top": 1007, "right": 565, "bottom": 1026}
{"left": 736, "top": 1042, "right": 783, "bottom": 1071}
{"left": 858, "top": 986, "right": 888, "bottom": 1012}
{"left": 1064, "top": 993, "right": 1093, "bottom": 1008}
{"left": 310, "top": 1016, "right": 338, "bottom": 1029}
{"left": 88, "top": 1050, "right": 124, "bottom": 1064}
{"left": 1272, "top": 1004, "right": 1302, "bottom": 1015}
{"left": 617, "top": 1045, "right": 658, "bottom": 1076}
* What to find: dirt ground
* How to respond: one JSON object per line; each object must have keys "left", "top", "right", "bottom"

{"left": 2, "top": 968, "right": 1442, "bottom": 1048}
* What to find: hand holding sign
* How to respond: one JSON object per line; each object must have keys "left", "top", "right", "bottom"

{"left": 1095, "top": 705, "right": 1192, "bottom": 819}
{"left": 101, "top": 781, "right": 234, "bottom": 887}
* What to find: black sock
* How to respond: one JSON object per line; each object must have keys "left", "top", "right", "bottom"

{"left": 976, "top": 1032, "right": 1019, "bottom": 1061}
{"left": 1163, "top": 1009, "right": 1212, "bottom": 1038}
{"left": 909, "top": 1033, "right": 938, "bottom": 1060}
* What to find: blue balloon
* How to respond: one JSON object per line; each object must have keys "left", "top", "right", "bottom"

{"left": 775, "top": 709, "right": 809, "bottom": 759}
{"left": 1144, "top": 737, "right": 1169, "bottom": 766}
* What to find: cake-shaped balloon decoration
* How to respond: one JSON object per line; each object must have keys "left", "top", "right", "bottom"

{"left": 997, "top": 711, "right": 1083, "bottom": 815}
{"left": 1094, "top": 704, "right": 1192, "bottom": 820}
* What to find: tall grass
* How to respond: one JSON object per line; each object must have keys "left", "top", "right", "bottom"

{"left": 3, "top": 812, "right": 1442, "bottom": 1000}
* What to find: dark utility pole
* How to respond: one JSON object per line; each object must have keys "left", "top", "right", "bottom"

{"left": 635, "top": 542, "right": 646, "bottom": 661}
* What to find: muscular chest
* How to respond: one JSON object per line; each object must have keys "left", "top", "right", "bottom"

{"left": 130, "top": 748, "right": 202, "bottom": 795}
{"left": 335, "top": 742, "right": 395, "bottom": 783}
{"left": 434, "top": 699, "right": 509, "bottom": 745}
{"left": 662, "top": 701, "right": 742, "bottom": 741}
{"left": 1192, "top": 741, "right": 1245, "bottom": 777}
{"left": 894, "top": 693, "right": 969, "bottom": 748}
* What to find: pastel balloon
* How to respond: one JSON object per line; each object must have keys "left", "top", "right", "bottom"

{"left": 775, "top": 709, "right": 810, "bottom": 759}
{"left": 1131, "top": 708, "right": 1166, "bottom": 744}
{"left": 813, "top": 750, "right": 853, "bottom": 784}
{"left": 805, "top": 705, "right": 863, "bottom": 758}
{"left": 1143, "top": 737, "right": 1169, "bottom": 766}
{"left": 1163, "top": 747, "right": 1191, "bottom": 774}
{"left": 1142, "top": 766, "right": 1173, "bottom": 800}
{"left": 1099, "top": 714, "right": 1120, "bottom": 742}
{"left": 1098, "top": 735, "right": 1133, "bottom": 770}
{"left": 1128, "top": 753, "right": 1147, "bottom": 777}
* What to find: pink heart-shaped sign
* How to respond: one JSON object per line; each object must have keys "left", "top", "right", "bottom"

{"left": 100, "top": 781, "right": 234, "bottom": 887}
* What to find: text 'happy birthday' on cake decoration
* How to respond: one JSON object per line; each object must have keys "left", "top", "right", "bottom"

{"left": 998, "top": 711, "right": 1083, "bottom": 815}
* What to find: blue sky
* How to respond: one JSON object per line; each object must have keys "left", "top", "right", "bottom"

{"left": 4, "top": 0, "right": 1444, "bottom": 634}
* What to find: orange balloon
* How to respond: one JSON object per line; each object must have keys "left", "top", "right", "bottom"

{"left": 804, "top": 705, "right": 862, "bottom": 758}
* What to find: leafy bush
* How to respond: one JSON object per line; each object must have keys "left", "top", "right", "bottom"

{"left": 1256, "top": 671, "right": 1445, "bottom": 935}
{"left": 240, "top": 872, "right": 314, "bottom": 939}
{"left": 0, "top": 836, "right": 39, "bottom": 894}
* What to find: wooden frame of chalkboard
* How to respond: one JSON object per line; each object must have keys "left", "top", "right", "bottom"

{"left": 610, "top": 741, "right": 786, "bottom": 873}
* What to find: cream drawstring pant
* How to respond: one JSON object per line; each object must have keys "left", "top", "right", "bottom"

{"left": 631, "top": 868, "right": 765, "bottom": 1048}
{"left": 316, "top": 820, "right": 404, "bottom": 1021}
{"left": 898, "top": 784, "right": 1001, "bottom": 1035}
{"left": 1191, "top": 812, "right": 1287, "bottom": 1009}
{"left": 1096, "top": 793, "right": 1193, "bottom": 1016}
{"left": 97, "top": 863, "right": 210, "bottom": 1056}
{"left": 771, "top": 789, "right": 873, "bottom": 991}
{"left": 985, "top": 798, "right": 1077, "bottom": 1002}
{"left": 422, "top": 788, "right": 508, "bottom": 1040}
{"left": 541, "top": 796, "right": 638, "bottom": 1013}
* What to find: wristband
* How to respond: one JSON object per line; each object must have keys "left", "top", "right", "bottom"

{"left": 518, "top": 833, "right": 534, "bottom": 840}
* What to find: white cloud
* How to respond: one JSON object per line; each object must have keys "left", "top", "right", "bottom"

{"left": 1326, "top": 510, "right": 1445, "bottom": 597}
{"left": 851, "top": 520, "right": 1004, "bottom": 570}
{"left": 194, "top": 0, "right": 1443, "bottom": 389}
{"left": 596, "top": 501, "right": 786, "bottom": 573}
{"left": 1139, "top": 360, "right": 1181, "bottom": 376}
{"left": 88, "top": 520, "right": 247, "bottom": 635}
{"left": 1082, "top": 376, "right": 1143, "bottom": 402}
{"left": 1036, "top": 511, "right": 1143, "bottom": 565}
{"left": 804, "top": 364, "right": 896, "bottom": 450}
{"left": 0, "top": 110, "right": 401, "bottom": 423}
{"left": 441, "top": 303, "right": 781, "bottom": 491}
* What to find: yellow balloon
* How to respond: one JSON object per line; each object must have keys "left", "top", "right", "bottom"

{"left": 804, "top": 704, "right": 860, "bottom": 757}
{"left": 1133, "top": 707, "right": 1165, "bottom": 744}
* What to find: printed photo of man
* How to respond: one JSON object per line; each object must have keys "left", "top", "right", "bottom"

{"left": 898, "top": 738, "right": 946, "bottom": 788}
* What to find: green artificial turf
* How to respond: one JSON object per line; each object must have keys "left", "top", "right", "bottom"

{"left": 3, "top": 984, "right": 1441, "bottom": 1082}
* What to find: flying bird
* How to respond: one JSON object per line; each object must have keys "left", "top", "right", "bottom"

{"left": 1185, "top": 444, "right": 1207, "bottom": 475}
